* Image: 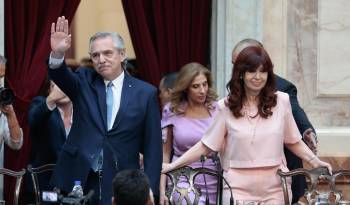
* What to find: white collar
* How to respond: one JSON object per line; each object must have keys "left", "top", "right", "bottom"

{"left": 104, "top": 71, "right": 125, "bottom": 88}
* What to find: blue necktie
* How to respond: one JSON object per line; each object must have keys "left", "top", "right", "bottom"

{"left": 91, "top": 81, "right": 113, "bottom": 172}
{"left": 106, "top": 81, "right": 114, "bottom": 130}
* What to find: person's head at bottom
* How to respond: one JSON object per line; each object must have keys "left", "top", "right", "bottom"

{"left": 112, "top": 169, "right": 154, "bottom": 205}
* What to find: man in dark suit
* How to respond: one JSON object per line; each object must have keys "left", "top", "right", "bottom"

{"left": 232, "top": 39, "right": 317, "bottom": 204}
{"left": 48, "top": 16, "right": 162, "bottom": 204}
{"left": 26, "top": 81, "right": 72, "bottom": 203}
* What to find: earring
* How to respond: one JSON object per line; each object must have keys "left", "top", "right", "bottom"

{"left": 239, "top": 75, "right": 243, "bottom": 79}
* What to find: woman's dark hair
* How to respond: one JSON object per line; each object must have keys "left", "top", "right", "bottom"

{"left": 226, "top": 46, "right": 277, "bottom": 118}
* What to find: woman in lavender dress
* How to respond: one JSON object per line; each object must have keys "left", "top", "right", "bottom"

{"left": 159, "top": 62, "right": 219, "bottom": 205}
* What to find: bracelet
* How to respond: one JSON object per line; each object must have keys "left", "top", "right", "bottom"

{"left": 308, "top": 155, "right": 317, "bottom": 163}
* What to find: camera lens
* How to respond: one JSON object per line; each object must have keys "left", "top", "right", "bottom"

{"left": 0, "top": 87, "right": 14, "bottom": 105}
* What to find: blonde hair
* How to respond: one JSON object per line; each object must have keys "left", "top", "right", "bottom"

{"left": 170, "top": 62, "right": 217, "bottom": 114}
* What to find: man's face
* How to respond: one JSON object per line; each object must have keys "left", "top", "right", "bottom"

{"left": 90, "top": 36, "right": 126, "bottom": 80}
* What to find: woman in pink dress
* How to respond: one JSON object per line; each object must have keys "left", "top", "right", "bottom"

{"left": 162, "top": 46, "right": 332, "bottom": 204}
{"left": 159, "top": 62, "right": 220, "bottom": 205}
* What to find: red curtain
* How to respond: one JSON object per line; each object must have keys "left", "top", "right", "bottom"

{"left": 4, "top": 0, "right": 80, "bottom": 203}
{"left": 122, "top": 0, "right": 212, "bottom": 86}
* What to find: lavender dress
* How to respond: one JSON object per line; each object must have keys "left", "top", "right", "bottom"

{"left": 161, "top": 103, "right": 219, "bottom": 205}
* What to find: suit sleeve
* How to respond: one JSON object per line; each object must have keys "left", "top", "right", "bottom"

{"left": 143, "top": 89, "right": 162, "bottom": 196}
{"left": 283, "top": 82, "right": 315, "bottom": 135}
{"left": 48, "top": 61, "right": 79, "bottom": 101}
{"left": 28, "top": 96, "right": 51, "bottom": 131}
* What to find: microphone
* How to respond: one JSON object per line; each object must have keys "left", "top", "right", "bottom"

{"left": 200, "top": 155, "right": 210, "bottom": 205}
{"left": 211, "top": 153, "right": 234, "bottom": 205}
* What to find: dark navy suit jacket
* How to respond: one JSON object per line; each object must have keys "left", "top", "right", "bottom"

{"left": 48, "top": 62, "right": 162, "bottom": 205}
{"left": 27, "top": 96, "right": 67, "bottom": 201}
{"left": 276, "top": 75, "right": 314, "bottom": 203}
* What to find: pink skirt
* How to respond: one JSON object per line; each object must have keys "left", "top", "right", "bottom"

{"left": 221, "top": 163, "right": 292, "bottom": 205}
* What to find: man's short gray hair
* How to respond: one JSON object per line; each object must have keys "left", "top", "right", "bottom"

{"left": 0, "top": 55, "right": 7, "bottom": 65}
{"left": 233, "top": 38, "right": 263, "bottom": 54}
{"left": 89, "top": 32, "right": 125, "bottom": 52}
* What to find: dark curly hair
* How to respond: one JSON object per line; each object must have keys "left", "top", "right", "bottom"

{"left": 226, "top": 46, "right": 277, "bottom": 118}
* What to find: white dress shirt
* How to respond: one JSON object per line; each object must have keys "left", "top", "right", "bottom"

{"left": 104, "top": 72, "right": 124, "bottom": 129}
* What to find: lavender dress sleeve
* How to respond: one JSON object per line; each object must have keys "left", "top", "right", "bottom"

{"left": 161, "top": 103, "right": 173, "bottom": 143}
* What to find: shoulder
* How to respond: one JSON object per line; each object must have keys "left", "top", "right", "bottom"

{"left": 276, "top": 91, "right": 291, "bottom": 106}
{"left": 216, "top": 97, "right": 231, "bottom": 116}
{"left": 75, "top": 66, "right": 95, "bottom": 75}
{"left": 126, "top": 74, "right": 157, "bottom": 94}
{"left": 217, "top": 97, "right": 228, "bottom": 110}
{"left": 275, "top": 75, "right": 295, "bottom": 91}
{"left": 208, "top": 100, "right": 218, "bottom": 113}
{"left": 74, "top": 67, "right": 100, "bottom": 82}
{"left": 161, "top": 103, "right": 176, "bottom": 126}
{"left": 162, "top": 103, "right": 175, "bottom": 116}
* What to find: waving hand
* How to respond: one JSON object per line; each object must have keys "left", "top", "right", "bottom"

{"left": 50, "top": 16, "right": 71, "bottom": 58}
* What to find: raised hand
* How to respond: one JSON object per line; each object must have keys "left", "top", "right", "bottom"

{"left": 50, "top": 16, "right": 71, "bottom": 57}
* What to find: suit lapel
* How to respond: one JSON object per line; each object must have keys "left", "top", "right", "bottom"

{"left": 91, "top": 75, "right": 108, "bottom": 129}
{"left": 111, "top": 74, "right": 133, "bottom": 130}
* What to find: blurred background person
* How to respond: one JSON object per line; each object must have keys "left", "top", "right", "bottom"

{"left": 232, "top": 39, "right": 317, "bottom": 204}
{"left": 162, "top": 46, "right": 331, "bottom": 204}
{"left": 80, "top": 57, "right": 94, "bottom": 69}
{"left": 158, "top": 72, "right": 178, "bottom": 109}
{"left": 125, "top": 60, "right": 140, "bottom": 78}
{"left": 25, "top": 80, "right": 72, "bottom": 203}
{"left": 112, "top": 169, "right": 154, "bottom": 205}
{"left": 65, "top": 58, "right": 80, "bottom": 71}
{"left": 0, "top": 55, "right": 23, "bottom": 151}
{"left": 160, "top": 62, "right": 219, "bottom": 205}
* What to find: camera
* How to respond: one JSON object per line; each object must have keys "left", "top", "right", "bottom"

{"left": 42, "top": 189, "right": 94, "bottom": 205}
{"left": 0, "top": 87, "right": 14, "bottom": 105}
